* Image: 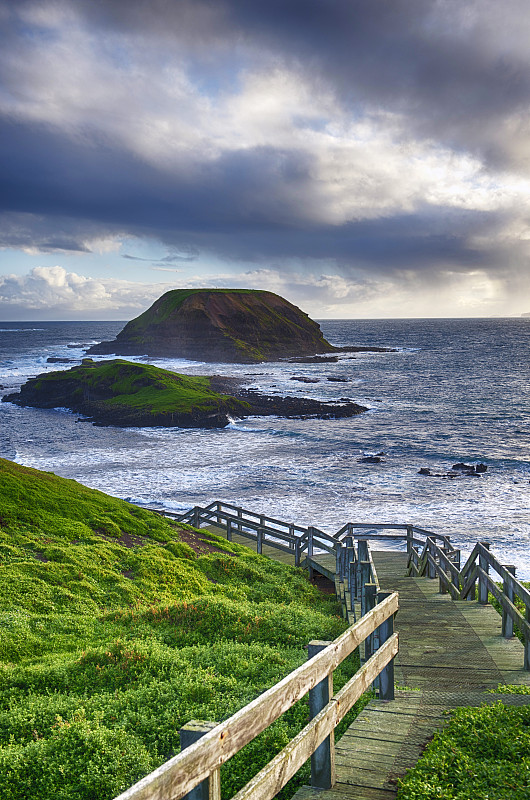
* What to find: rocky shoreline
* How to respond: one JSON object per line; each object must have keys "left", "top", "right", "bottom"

{"left": 3, "top": 362, "right": 368, "bottom": 429}
{"left": 209, "top": 376, "right": 367, "bottom": 420}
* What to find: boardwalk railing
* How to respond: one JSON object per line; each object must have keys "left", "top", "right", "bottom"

{"left": 408, "top": 535, "right": 530, "bottom": 669}
{"left": 174, "top": 503, "right": 449, "bottom": 566}
{"left": 165, "top": 500, "right": 529, "bottom": 670}
{"left": 114, "top": 592, "right": 399, "bottom": 800}
{"left": 176, "top": 501, "right": 338, "bottom": 565}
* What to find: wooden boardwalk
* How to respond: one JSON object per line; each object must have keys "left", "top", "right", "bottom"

{"left": 201, "top": 528, "right": 530, "bottom": 799}
{"left": 295, "top": 550, "right": 530, "bottom": 800}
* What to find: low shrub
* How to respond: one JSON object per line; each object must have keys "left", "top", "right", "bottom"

{"left": 398, "top": 702, "right": 530, "bottom": 800}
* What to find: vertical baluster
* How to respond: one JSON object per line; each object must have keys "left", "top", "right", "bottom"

{"left": 478, "top": 542, "right": 491, "bottom": 605}
{"left": 452, "top": 550, "right": 461, "bottom": 593}
{"left": 502, "top": 565, "right": 516, "bottom": 638}
{"left": 180, "top": 721, "right": 220, "bottom": 800}
{"left": 364, "top": 583, "right": 377, "bottom": 662}
{"left": 376, "top": 592, "right": 395, "bottom": 701}
{"left": 308, "top": 641, "right": 335, "bottom": 789}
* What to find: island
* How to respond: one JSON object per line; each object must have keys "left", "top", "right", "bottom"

{"left": 86, "top": 288, "right": 338, "bottom": 363}
{"left": 3, "top": 359, "right": 367, "bottom": 428}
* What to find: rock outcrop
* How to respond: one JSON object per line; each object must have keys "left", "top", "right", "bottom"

{"left": 3, "top": 359, "right": 251, "bottom": 428}
{"left": 87, "top": 289, "right": 336, "bottom": 363}
{"left": 3, "top": 359, "right": 368, "bottom": 428}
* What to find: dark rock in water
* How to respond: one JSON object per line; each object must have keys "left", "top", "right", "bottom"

{"left": 336, "top": 345, "right": 397, "bottom": 353}
{"left": 86, "top": 288, "right": 336, "bottom": 363}
{"left": 475, "top": 463, "right": 488, "bottom": 473}
{"left": 358, "top": 455, "right": 384, "bottom": 464}
{"left": 290, "top": 376, "right": 320, "bottom": 383}
{"left": 286, "top": 355, "right": 339, "bottom": 363}
{"left": 326, "top": 376, "right": 350, "bottom": 383}
{"left": 452, "top": 462, "right": 475, "bottom": 471}
{"left": 420, "top": 462, "right": 484, "bottom": 478}
{"left": 47, "top": 357, "right": 74, "bottom": 364}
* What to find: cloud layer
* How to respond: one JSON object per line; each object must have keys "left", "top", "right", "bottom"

{"left": 1, "top": 0, "right": 530, "bottom": 315}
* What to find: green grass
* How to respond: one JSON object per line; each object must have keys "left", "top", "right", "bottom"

{"left": 125, "top": 288, "right": 269, "bottom": 333}
{"left": 0, "top": 458, "right": 365, "bottom": 799}
{"left": 17, "top": 359, "right": 250, "bottom": 417}
{"left": 397, "top": 700, "right": 530, "bottom": 800}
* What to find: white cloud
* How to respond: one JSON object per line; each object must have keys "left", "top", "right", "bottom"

{"left": 0, "top": 266, "right": 172, "bottom": 319}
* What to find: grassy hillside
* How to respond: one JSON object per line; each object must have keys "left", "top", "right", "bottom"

{"left": 0, "top": 459, "right": 362, "bottom": 799}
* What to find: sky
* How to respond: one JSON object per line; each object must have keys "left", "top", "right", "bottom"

{"left": 1, "top": 0, "right": 530, "bottom": 320}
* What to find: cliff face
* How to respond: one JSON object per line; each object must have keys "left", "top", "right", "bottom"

{"left": 87, "top": 289, "right": 336, "bottom": 362}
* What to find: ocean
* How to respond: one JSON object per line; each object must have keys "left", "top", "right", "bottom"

{"left": 1, "top": 318, "right": 529, "bottom": 576}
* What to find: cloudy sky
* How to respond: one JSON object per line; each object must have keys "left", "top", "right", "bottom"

{"left": 1, "top": 0, "right": 530, "bottom": 320}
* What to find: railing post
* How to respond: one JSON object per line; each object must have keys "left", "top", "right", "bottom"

{"left": 335, "top": 542, "right": 341, "bottom": 576}
{"left": 193, "top": 506, "right": 200, "bottom": 528}
{"left": 478, "top": 542, "right": 490, "bottom": 605}
{"left": 358, "top": 540, "right": 368, "bottom": 562}
{"left": 524, "top": 603, "right": 530, "bottom": 671}
{"left": 426, "top": 539, "right": 435, "bottom": 579}
{"left": 502, "top": 565, "right": 516, "bottom": 638}
{"left": 257, "top": 527, "right": 263, "bottom": 555}
{"left": 180, "top": 720, "right": 220, "bottom": 800}
{"left": 226, "top": 519, "right": 232, "bottom": 542}
{"left": 376, "top": 592, "right": 395, "bottom": 701}
{"left": 364, "top": 583, "right": 377, "bottom": 662}
{"left": 216, "top": 501, "right": 222, "bottom": 526}
{"left": 308, "top": 641, "right": 335, "bottom": 789}
{"left": 237, "top": 507, "right": 243, "bottom": 533}
{"left": 438, "top": 547, "right": 447, "bottom": 594}
{"left": 295, "top": 537, "right": 301, "bottom": 567}
{"left": 308, "top": 527, "right": 314, "bottom": 558}
{"left": 452, "top": 550, "right": 461, "bottom": 593}
{"left": 289, "top": 524, "right": 295, "bottom": 549}
{"left": 360, "top": 561, "right": 371, "bottom": 616}
{"left": 406, "top": 525, "right": 413, "bottom": 555}
{"left": 349, "top": 558, "right": 356, "bottom": 616}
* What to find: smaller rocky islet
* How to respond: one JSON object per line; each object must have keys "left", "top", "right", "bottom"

{"left": 3, "top": 358, "right": 368, "bottom": 428}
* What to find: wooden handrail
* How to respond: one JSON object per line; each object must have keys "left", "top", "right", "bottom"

{"left": 114, "top": 593, "right": 399, "bottom": 800}
{"left": 408, "top": 533, "right": 530, "bottom": 669}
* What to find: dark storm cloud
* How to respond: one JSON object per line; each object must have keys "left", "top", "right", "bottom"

{"left": 72, "top": 0, "right": 530, "bottom": 171}
{"left": 0, "top": 115, "right": 501, "bottom": 273}
{"left": 0, "top": 0, "right": 529, "bottom": 295}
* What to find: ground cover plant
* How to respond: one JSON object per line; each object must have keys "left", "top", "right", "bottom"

{"left": 3, "top": 358, "right": 250, "bottom": 425}
{"left": 0, "top": 458, "right": 365, "bottom": 799}
{"left": 397, "top": 699, "right": 530, "bottom": 800}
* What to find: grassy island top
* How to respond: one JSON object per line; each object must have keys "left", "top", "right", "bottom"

{"left": 0, "top": 458, "right": 364, "bottom": 800}
{"left": 28, "top": 358, "right": 249, "bottom": 414}
{"left": 134, "top": 288, "right": 278, "bottom": 325}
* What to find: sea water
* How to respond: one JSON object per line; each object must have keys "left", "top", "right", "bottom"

{"left": 0, "top": 319, "right": 529, "bottom": 575}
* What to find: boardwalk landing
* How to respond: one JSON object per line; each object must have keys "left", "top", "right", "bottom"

{"left": 204, "top": 528, "right": 530, "bottom": 799}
